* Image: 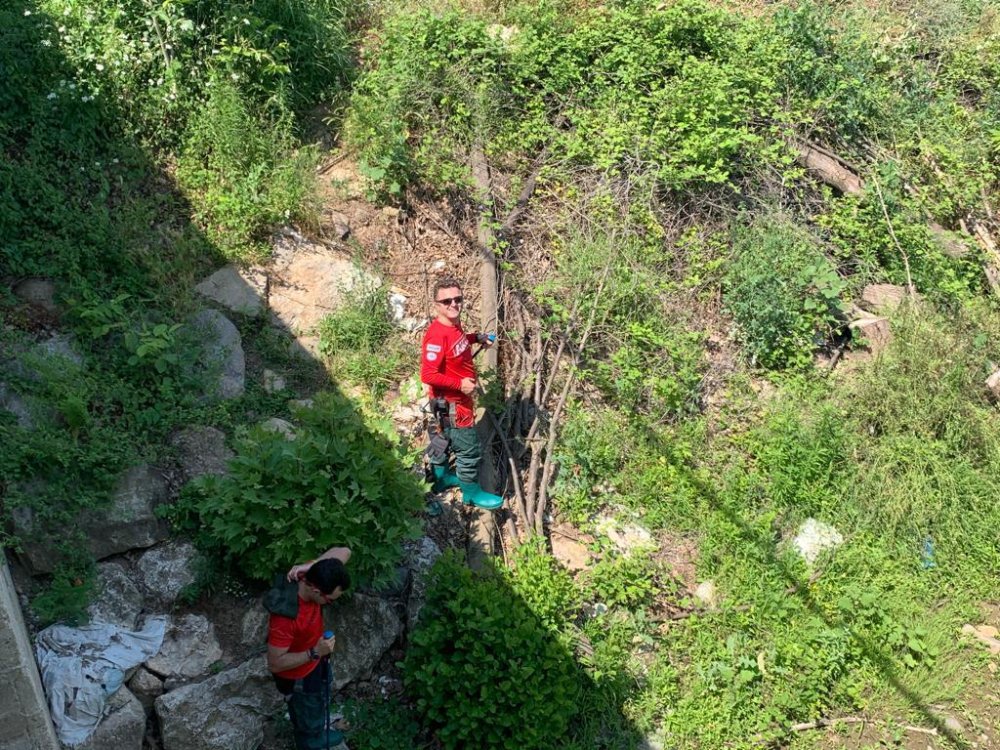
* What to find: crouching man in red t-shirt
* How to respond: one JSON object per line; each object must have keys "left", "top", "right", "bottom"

{"left": 421, "top": 276, "right": 502, "bottom": 510}
{"left": 265, "top": 546, "right": 351, "bottom": 750}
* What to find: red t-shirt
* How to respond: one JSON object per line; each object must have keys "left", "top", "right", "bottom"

{"left": 421, "top": 319, "right": 478, "bottom": 427}
{"left": 268, "top": 596, "right": 322, "bottom": 680}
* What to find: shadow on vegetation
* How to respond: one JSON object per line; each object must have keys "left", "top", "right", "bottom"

{"left": 0, "top": 5, "right": 642, "bottom": 750}
{"left": 636, "top": 421, "right": 971, "bottom": 749}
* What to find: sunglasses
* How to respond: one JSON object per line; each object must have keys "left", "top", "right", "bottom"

{"left": 436, "top": 296, "right": 464, "bottom": 307}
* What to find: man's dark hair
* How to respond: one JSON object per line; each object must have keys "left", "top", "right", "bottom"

{"left": 305, "top": 558, "right": 351, "bottom": 595}
{"left": 432, "top": 277, "right": 463, "bottom": 300}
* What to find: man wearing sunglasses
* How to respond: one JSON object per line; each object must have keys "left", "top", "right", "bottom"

{"left": 420, "top": 277, "right": 502, "bottom": 510}
{"left": 265, "top": 546, "right": 352, "bottom": 749}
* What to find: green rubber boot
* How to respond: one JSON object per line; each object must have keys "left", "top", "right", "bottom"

{"left": 458, "top": 480, "right": 503, "bottom": 510}
{"left": 431, "top": 464, "right": 461, "bottom": 493}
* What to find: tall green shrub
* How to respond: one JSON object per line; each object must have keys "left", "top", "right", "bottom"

{"left": 724, "top": 216, "right": 845, "bottom": 370}
{"left": 404, "top": 552, "right": 582, "bottom": 750}
{"left": 170, "top": 391, "right": 423, "bottom": 586}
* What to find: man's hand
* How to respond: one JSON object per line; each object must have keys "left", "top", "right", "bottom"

{"left": 459, "top": 377, "right": 477, "bottom": 395}
{"left": 286, "top": 546, "right": 352, "bottom": 581}
{"left": 286, "top": 562, "right": 312, "bottom": 582}
{"left": 315, "top": 633, "right": 336, "bottom": 657}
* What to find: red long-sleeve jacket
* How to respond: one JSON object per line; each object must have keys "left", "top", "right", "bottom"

{"left": 421, "top": 319, "right": 478, "bottom": 428}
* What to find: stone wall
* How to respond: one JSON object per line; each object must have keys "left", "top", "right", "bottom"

{"left": 0, "top": 558, "right": 58, "bottom": 750}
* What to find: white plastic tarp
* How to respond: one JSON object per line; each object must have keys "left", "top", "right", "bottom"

{"left": 35, "top": 617, "right": 167, "bottom": 746}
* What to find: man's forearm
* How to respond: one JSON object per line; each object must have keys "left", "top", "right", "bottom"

{"left": 268, "top": 649, "right": 316, "bottom": 674}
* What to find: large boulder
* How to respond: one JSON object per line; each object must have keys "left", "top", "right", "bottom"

{"left": 136, "top": 541, "right": 197, "bottom": 605}
{"left": 74, "top": 687, "right": 145, "bottom": 750}
{"left": 13, "top": 278, "right": 59, "bottom": 313}
{"left": 268, "top": 226, "right": 379, "bottom": 336}
{"left": 145, "top": 615, "right": 223, "bottom": 682}
{"left": 81, "top": 465, "right": 172, "bottom": 561}
{"left": 88, "top": 562, "right": 145, "bottom": 629}
{"left": 127, "top": 667, "right": 165, "bottom": 713}
{"left": 325, "top": 593, "right": 402, "bottom": 689}
{"left": 155, "top": 656, "right": 283, "bottom": 750}
{"left": 169, "top": 426, "right": 233, "bottom": 482}
{"left": 188, "top": 309, "right": 245, "bottom": 401}
{"left": 194, "top": 265, "right": 267, "bottom": 317}
{"left": 15, "top": 465, "right": 171, "bottom": 574}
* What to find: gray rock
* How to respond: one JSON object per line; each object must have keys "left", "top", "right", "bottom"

{"left": 327, "top": 210, "right": 351, "bottom": 240}
{"left": 88, "top": 562, "right": 145, "bottom": 629}
{"left": 127, "top": 667, "right": 164, "bottom": 713}
{"left": 268, "top": 226, "right": 380, "bottom": 336}
{"left": 136, "top": 541, "right": 197, "bottom": 605}
{"left": 188, "top": 309, "right": 245, "bottom": 401}
{"left": 403, "top": 537, "right": 441, "bottom": 631}
{"left": 260, "top": 417, "right": 296, "bottom": 439}
{"left": 194, "top": 265, "right": 267, "bottom": 317}
{"left": 81, "top": 465, "right": 172, "bottom": 561}
{"left": 15, "top": 465, "right": 171, "bottom": 573}
{"left": 13, "top": 278, "right": 58, "bottom": 313}
{"left": 169, "top": 426, "right": 233, "bottom": 482}
{"left": 155, "top": 656, "right": 282, "bottom": 750}
{"left": 325, "top": 593, "right": 402, "bottom": 690}
{"left": 36, "top": 333, "right": 83, "bottom": 367}
{"left": 240, "top": 607, "right": 269, "bottom": 648}
{"left": 262, "top": 369, "right": 286, "bottom": 393}
{"left": 0, "top": 382, "right": 37, "bottom": 429}
{"left": 145, "top": 614, "right": 223, "bottom": 681}
{"left": 75, "top": 687, "right": 145, "bottom": 750}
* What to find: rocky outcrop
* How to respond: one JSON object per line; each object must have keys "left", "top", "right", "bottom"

{"left": 88, "top": 562, "right": 145, "bottom": 629}
{"left": 848, "top": 315, "right": 892, "bottom": 355}
{"left": 128, "top": 667, "right": 165, "bottom": 713}
{"left": 136, "top": 541, "right": 197, "bottom": 606}
{"left": 268, "top": 227, "right": 379, "bottom": 336}
{"left": 187, "top": 309, "right": 245, "bottom": 401}
{"left": 169, "top": 426, "right": 233, "bottom": 482}
{"left": 194, "top": 265, "right": 267, "bottom": 317}
{"left": 74, "top": 687, "right": 145, "bottom": 750}
{"left": 325, "top": 593, "right": 402, "bottom": 690}
{"left": 145, "top": 614, "right": 223, "bottom": 683}
{"left": 16, "top": 464, "right": 171, "bottom": 573}
{"left": 155, "top": 656, "right": 282, "bottom": 750}
{"left": 12, "top": 278, "right": 59, "bottom": 313}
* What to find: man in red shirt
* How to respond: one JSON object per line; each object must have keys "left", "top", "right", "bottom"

{"left": 265, "top": 546, "right": 351, "bottom": 750}
{"left": 421, "top": 277, "right": 502, "bottom": 510}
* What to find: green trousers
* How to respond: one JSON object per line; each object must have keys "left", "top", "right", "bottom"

{"left": 429, "top": 425, "right": 481, "bottom": 483}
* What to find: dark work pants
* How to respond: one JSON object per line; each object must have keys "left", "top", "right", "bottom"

{"left": 428, "top": 425, "right": 481, "bottom": 483}
{"left": 275, "top": 661, "right": 337, "bottom": 750}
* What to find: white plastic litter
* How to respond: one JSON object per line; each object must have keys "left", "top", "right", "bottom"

{"left": 35, "top": 617, "right": 167, "bottom": 746}
{"left": 792, "top": 518, "right": 844, "bottom": 564}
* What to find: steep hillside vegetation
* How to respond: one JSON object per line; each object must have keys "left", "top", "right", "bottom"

{"left": 3, "top": 0, "right": 1000, "bottom": 748}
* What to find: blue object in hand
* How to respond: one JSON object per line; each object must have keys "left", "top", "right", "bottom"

{"left": 324, "top": 630, "right": 334, "bottom": 639}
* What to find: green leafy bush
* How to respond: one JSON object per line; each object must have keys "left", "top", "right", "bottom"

{"left": 506, "top": 536, "right": 581, "bottom": 631}
{"left": 177, "top": 80, "right": 317, "bottom": 259}
{"left": 585, "top": 551, "right": 657, "bottom": 611}
{"left": 169, "top": 391, "right": 423, "bottom": 586}
{"left": 724, "top": 216, "right": 845, "bottom": 370}
{"left": 31, "top": 559, "right": 95, "bottom": 627}
{"left": 404, "top": 552, "right": 582, "bottom": 750}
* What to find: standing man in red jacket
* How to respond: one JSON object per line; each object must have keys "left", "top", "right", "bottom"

{"left": 421, "top": 277, "right": 502, "bottom": 510}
